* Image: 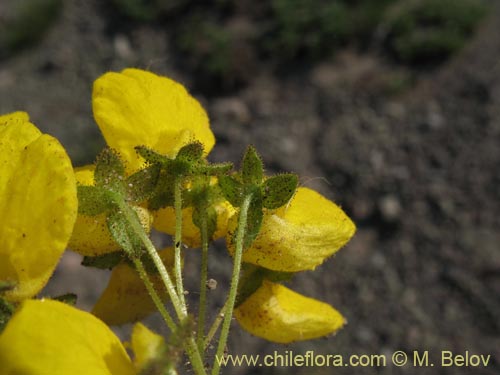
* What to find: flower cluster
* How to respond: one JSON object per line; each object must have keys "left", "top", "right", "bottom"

{"left": 0, "top": 68, "right": 355, "bottom": 374}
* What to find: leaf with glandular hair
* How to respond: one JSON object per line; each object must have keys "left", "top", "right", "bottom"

{"left": 243, "top": 191, "right": 263, "bottom": 250}
{"left": 148, "top": 169, "right": 175, "bottom": 210}
{"left": 106, "top": 210, "right": 143, "bottom": 258}
{"left": 242, "top": 146, "right": 264, "bottom": 185}
{"left": 94, "top": 148, "right": 126, "bottom": 194}
{"left": 262, "top": 173, "right": 298, "bottom": 209}
{"left": 81, "top": 251, "right": 124, "bottom": 270}
{"left": 135, "top": 145, "right": 168, "bottom": 164}
{"left": 176, "top": 142, "right": 204, "bottom": 163}
{"left": 192, "top": 205, "right": 217, "bottom": 241}
{"left": 77, "top": 185, "right": 115, "bottom": 215}
{"left": 126, "top": 164, "right": 161, "bottom": 203}
{"left": 218, "top": 175, "right": 244, "bottom": 207}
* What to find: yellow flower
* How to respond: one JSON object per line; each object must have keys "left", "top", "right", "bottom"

{"left": 228, "top": 187, "right": 356, "bottom": 272}
{"left": 131, "top": 322, "right": 167, "bottom": 373}
{"left": 0, "top": 299, "right": 135, "bottom": 375}
{"left": 154, "top": 199, "right": 235, "bottom": 248}
{"left": 0, "top": 112, "right": 77, "bottom": 301}
{"left": 68, "top": 164, "right": 152, "bottom": 256}
{"left": 234, "top": 280, "right": 345, "bottom": 343}
{"left": 92, "top": 247, "right": 175, "bottom": 325}
{"left": 93, "top": 68, "right": 215, "bottom": 173}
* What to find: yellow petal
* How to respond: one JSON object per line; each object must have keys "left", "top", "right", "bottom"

{"left": 0, "top": 112, "right": 77, "bottom": 301}
{"left": 93, "top": 68, "right": 215, "bottom": 172}
{"left": 154, "top": 199, "right": 235, "bottom": 248}
{"left": 92, "top": 247, "right": 175, "bottom": 325}
{"left": 131, "top": 322, "right": 166, "bottom": 372}
{"left": 234, "top": 280, "right": 345, "bottom": 343}
{"left": 0, "top": 299, "right": 135, "bottom": 375}
{"left": 228, "top": 187, "right": 356, "bottom": 272}
{"left": 68, "top": 165, "right": 153, "bottom": 256}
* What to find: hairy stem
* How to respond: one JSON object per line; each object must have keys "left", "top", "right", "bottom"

{"left": 211, "top": 194, "right": 252, "bottom": 375}
{"left": 197, "top": 212, "right": 210, "bottom": 353}
{"left": 132, "top": 258, "right": 176, "bottom": 331}
{"left": 174, "top": 178, "right": 187, "bottom": 313}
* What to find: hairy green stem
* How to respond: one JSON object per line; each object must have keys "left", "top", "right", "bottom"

{"left": 174, "top": 178, "right": 187, "bottom": 313}
{"left": 204, "top": 300, "right": 228, "bottom": 351}
{"left": 132, "top": 258, "right": 176, "bottom": 331}
{"left": 211, "top": 194, "right": 252, "bottom": 375}
{"left": 117, "top": 200, "right": 184, "bottom": 319}
{"left": 197, "top": 212, "right": 209, "bottom": 353}
{"left": 119, "top": 200, "right": 206, "bottom": 374}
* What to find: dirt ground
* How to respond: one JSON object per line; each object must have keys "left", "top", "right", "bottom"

{"left": 1, "top": 1, "right": 499, "bottom": 374}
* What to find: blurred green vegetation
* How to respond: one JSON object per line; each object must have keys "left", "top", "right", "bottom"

{"left": 0, "top": 0, "right": 62, "bottom": 58}
{"left": 0, "top": 0, "right": 490, "bottom": 91}
{"left": 383, "top": 0, "right": 489, "bottom": 63}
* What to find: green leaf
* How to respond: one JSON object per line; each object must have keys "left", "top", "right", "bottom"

{"left": 126, "top": 164, "right": 161, "bottom": 203}
{"left": 94, "top": 148, "right": 126, "bottom": 193}
{"left": 77, "top": 185, "right": 115, "bottom": 215}
{"left": 106, "top": 210, "right": 143, "bottom": 257}
{"left": 242, "top": 145, "right": 264, "bottom": 185}
{"left": 262, "top": 173, "right": 298, "bottom": 209}
{"left": 196, "top": 162, "right": 233, "bottom": 176}
{"left": 52, "top": 293, "right": 77, "bottom": 306}
{"left": 243, "top": 191, "right": 263, "bottom": 250}
{"left": 192, "top": 205, "right": 217, "bottom": 241}
{"left": 0, "top": 281, "right": 16, "bottom": 294}
{"left": 218, "top": 175, "right": 243, "bottom": 207}
{"left": 235, "top": 264, "right": 294, "bottom": 307}
{"left": 148, "top": 169, "right": 175, "bottom": 210}
{"left": 0, "top": 297, "right": 15, "bottom": 333}
{"left": 135, "top": 145, "right": 168, "bottom": 164}
{"left": 176, "top": 142, "right": 204, "bottom": 163}
{"left": 81, "top": 251, "right": 124, "bottom": 269}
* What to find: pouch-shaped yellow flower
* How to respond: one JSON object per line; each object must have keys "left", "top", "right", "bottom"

{"left": 0, "top": 299, "right": 135, "bottom": 375}
{"left": 131, "top": 322, "right": 167, "bottom": 372}
{"left": 68, "top": 164, "right": 152, "bottom": 256}
{"left": 229, "top": 187, "right": 355, "bottom": 272}
{"left": 93, "top": 68, "right": 215, "bottom": 173}
{"left": 154, "top": 200, "right": 235, "bottom": 248}
{"left": 0, "top": 112, "right": 77, "bottom": 301}
{"left": 92, "top": 247, "right": 175, "bottom": 325}
{"left": 234, "top": 280, "right": 345, "bottom": 343}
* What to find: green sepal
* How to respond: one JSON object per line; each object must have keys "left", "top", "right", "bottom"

{"left": 0, "top": 297, "right": 15, "bottom": 333}
{"left": 52, "top": 293, "right": 77, "bottom": 306}
{"left": 81, "top": 251, "right": 124, "bottom": 270}
{"left": 192, "top": 205, "right": 217, "bottom": 241}
{"left": 176, "top": 142, "right": 204, "bottom": 163}
{"left": 235, "top": 264, "right": 294, "bottom": 307}
{"left": 218, "top": 175, "right": 244, "bottom": 207}
{"left": 147, "top": 169, "right": 176, "bottom": 210}
{"left": 77, "top": 185, "right": 115, "bottom": 215}
{"left": 94, "top": 148, "right": 126, "bottom": 194}
{"left": 126, "top": 164, "right": 161, "bottom": 203}
{"left": 135, "top": 145, "right": 169, "bottom": 165}
{"left": 196, "top": 162, "right": 233, "bottom": 176}
{"left": 0, "top": 281, "right": 16, "bottom": 294}
{"left": 242, "top": 145, "right": 264, "bottom": 185}
{"left": 107, "top": 209, "right": 144, "bottom": 258}
{"left": 243, "top": 190, "right": 264, "bottom": 250}
{"left": 262, "top": 173, "right": 298, "bottom": 209}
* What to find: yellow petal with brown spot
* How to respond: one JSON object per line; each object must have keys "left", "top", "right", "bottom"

{"left": 0, "top": 112, "right": 77, "bottom": 301}
{"left": 235, "top": 280, "right": 345, "bottom": 343}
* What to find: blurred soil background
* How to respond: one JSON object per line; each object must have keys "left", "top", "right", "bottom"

{"left": 1, "top": 0, "right": 500, "bottom": 374}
